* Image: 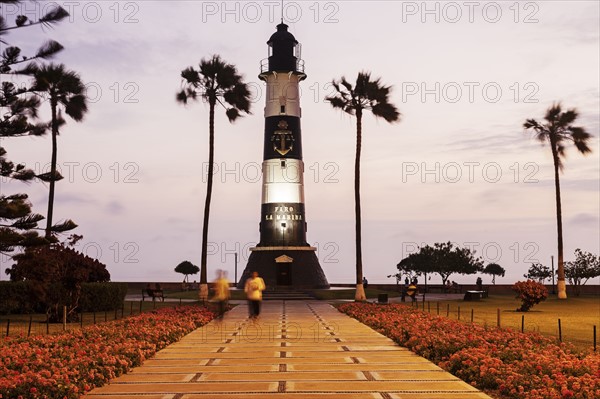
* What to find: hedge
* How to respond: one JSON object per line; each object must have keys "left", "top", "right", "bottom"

{"left": 79, "top": 282, "right": 128, "bottom": 312}
{"left": 0, "top": 281, "right": 128, "bottom": 314}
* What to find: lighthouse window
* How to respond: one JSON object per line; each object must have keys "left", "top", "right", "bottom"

{"left": 281, "top": 160, "right": 286, "bottom": 168}
{"left": 280, "top": 105, "right": 285, "bottom": 114}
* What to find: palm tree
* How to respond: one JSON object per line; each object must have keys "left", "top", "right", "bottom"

{"left": 31, "top": 63, "right": 87, "bottom": 239}
{"left": 177, "top": 55, "right": 251, "bottom": 302}
{"left": 524, "top": 103, "right": 592, "bottom": 299}
{"left": 326, "top": 72, "right": 400, "bottom": 301}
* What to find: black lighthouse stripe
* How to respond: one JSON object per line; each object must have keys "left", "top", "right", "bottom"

{"left": 263, "top": 116, "right": 302, "bottom": 160}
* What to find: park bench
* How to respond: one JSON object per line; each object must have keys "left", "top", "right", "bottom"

{"left": 142, "top": 288, "right": 164, "bottom": 302}
{"left": 464, "top": 290, "right": 487, "bottom": 301}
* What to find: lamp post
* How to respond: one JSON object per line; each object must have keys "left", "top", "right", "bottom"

{"left": 281, "top": 222, "right": 287, "bottom": 247}
{"left": 551, "top": 255, "right": 555, "bottom": 294}
{"left": 234, "top": 252, "right": 238, "bottom": 285}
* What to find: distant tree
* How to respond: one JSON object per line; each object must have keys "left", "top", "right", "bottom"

{"left": 176, "top": 55, "right": 251, "bottom": 302}
{"left": 564, "top": 249, "right": 600, "bottom": 297}
{"left": 31, "top": 63, "right": 88, "bottom": 239}
{"left": 396, "top": 242, "right": 483, "bottom": 287}
{"left": 6, "top": 235, "right": 110, "bottom": 322}
{"left": 524, "top": 263, "right": 553, "bottom": 283}
{"left": 482, "top": 263, "right": 505, "bottom": 284}
{"left": 326, "top": 72, "right": 400, "bottom": 301}
{"left": 175, "top": 260, "right": 200, "bottom": 283}
{"left": 524, "top": 103, "right": 593, "bottom": 299}
{"left": 387, "top": 269, "right": 419, "bottom": 286}
{"left": 394, "top": 256, "right": 423, "bottom": 281}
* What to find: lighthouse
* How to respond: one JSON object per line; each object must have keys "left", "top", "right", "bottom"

{"left": 237, "top": 23, "right": 329, "bottom": 289}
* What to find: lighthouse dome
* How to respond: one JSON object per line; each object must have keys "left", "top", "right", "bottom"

{"left": 268, "top": 23, "right": 298, "bottom": 45}
{"left": 263, "top": 23, "right": 304, "bottom": 75}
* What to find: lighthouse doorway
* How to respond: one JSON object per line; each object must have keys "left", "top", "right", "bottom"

{"left": 276, "top": 263, "right": 292, "bottom": 286}
{"left": 275, "top": 254, "right": 293, "bottom": 286}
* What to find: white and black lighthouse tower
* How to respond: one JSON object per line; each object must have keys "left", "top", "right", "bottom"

{"left": 238, "top": 23, "right": 329, "bottom": 289}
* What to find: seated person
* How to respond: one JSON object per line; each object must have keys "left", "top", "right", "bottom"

{"left": 406, "top": 283, "right": 417, "bottom": 301}
{"left": 451, "top": 281, "right": 459, "bottom": 293}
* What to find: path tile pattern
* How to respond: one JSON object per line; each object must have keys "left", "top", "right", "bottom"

{"left": 85, "top": 301, "right": 492, "bottom": 399}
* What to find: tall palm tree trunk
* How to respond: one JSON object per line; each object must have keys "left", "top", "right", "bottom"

{"left": 551, "top": 142, "right": 567, "bottom": 299}
{"left": 354, "top": 110, "right": 366, "bottom": 301}
{"left": 199, "top": 101, "right": 215, "bottom": 302}
{"left": 45, "top": 98, "right": 58, "bottom": 239}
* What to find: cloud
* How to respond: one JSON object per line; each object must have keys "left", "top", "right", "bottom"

{"left": 55, "top": 192, "right": 96, "bottom": 204}
{"left": 446, "top": 130, "right": 534, "bottom": 154}
{"left": 106, "top": 200, "right": 125, "bottom": 215}
{"left": 568, "top": 213, "right": 600, "bottom": 227}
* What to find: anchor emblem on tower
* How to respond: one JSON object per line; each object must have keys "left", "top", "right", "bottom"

{"left": 272, "top": 119, "right": 294, "bottom": 156}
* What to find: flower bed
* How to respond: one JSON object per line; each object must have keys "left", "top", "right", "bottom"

{"left": 338, "top": 302, "right": 600, "bottom": 399}
{"left": 0, "top": 305, "right": 215, "bottom": 399}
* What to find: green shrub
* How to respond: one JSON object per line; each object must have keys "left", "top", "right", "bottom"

{"left": 79, "top": 282, "right": 128, "bottom": 312}
{"left": 512, "top": 280, "right": 548, "bottom": 311}
{"left": 0, "top": 281, "right": 36, "bottom": 314}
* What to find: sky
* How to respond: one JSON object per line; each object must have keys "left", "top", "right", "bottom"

{"left": 1, "top": 1, "right": 599, "bottom": 286}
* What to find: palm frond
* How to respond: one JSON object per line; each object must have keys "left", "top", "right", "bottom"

{"left": 225, "top": 108, "right": 240, "bottom": 122}
{"left": 64, "top": 94, "right": 87, "bottom": 121}
{"left": 35, "top": 40, "right": 64, "bottom": 60}
{"left": 223, "top": 83, "right": 251, "bottom": 113}
{"left": 50, "top": 219, "right": 77, "bottom": 233}
{"left": 559, "top": 109, "right": 578, "bottom": 126}
{"left": 10, "top": 167, "right": 35, "bottom": 181}
{"left": 11, "top": 213, "right": 44, "bottom": 230}
{"left": 372, "top": 102, "right": 400, "bottom": 123}
{"left": 340, "top": 77, "right": 353, "bottom": 93}
{"left": 181, "top": 67, "right": 200, "bottom": 85}
{"left": 11, "top": 61, "right": 38, "bottom": 75}
{"left": 569, "top": 126, "right": 593, "bottom": 155}
{"left": 36, "top": 170, "right": 63, "bottom": 182}
{"left": 523, "top": 118, "right": 541, "bottom": 130}
{"left": 39, "top": 6, "right": 69, "bottom": 27}
{"left": 176, "top": 89, "right": 189, "bottom": 104}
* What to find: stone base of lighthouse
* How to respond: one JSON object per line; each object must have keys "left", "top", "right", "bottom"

{"left": 237, "top": 246, "right": 330, "bottom": 289}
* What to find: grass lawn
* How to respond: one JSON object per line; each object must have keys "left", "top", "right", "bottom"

{"left": 417, "top": 294, "right": 599, "bottom": 350}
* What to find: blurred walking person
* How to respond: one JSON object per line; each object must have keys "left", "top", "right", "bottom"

{"left": 244, "top": 271, "right": 266, "bottom": 319}
{"left": 212, "top": 269, "right": 230, "bottom": 318}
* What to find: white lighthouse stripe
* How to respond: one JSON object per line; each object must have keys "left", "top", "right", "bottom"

{"left": 262, "top": 72, "right": 302, "bottom": 118}
{"left": 262, "top": 182, "right": 304, "bottom": 204}
{"left": 261, "top": 159, "right": 305, "bottom": 204}
{"left": 262, "top": 159, "right": 304, "bottom": 184}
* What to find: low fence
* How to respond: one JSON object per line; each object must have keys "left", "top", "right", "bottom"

{"left": 359, "top": 283, "right": 600, "bottom": 296}
{"left": 403, "top": 298, "right": 597, "bottom": 351}
{"left": 0, "top": 299, "right": 194, "bottom": 338}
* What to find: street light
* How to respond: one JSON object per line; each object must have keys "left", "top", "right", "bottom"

{"left": 551, "top": 255, "right": 555, "bottom": 294}
{"left": 281, "top": 222, "right": 287, "bottom": 247}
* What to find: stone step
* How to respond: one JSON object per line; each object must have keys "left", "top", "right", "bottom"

{"left": 262, "top": 290, "right": 315, "bottom": 300}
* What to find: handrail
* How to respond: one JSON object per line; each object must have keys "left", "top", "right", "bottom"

{"left": 260, "top": 58, "right": 305, "bottom": 74}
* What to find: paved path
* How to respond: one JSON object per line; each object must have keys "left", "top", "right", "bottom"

{"left": 85, "top": 301, "right": 492, "bottom": 399}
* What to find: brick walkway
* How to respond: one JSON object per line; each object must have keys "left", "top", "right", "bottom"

{"left": 85, "top": 301, "right": 492, "bottom": 399}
